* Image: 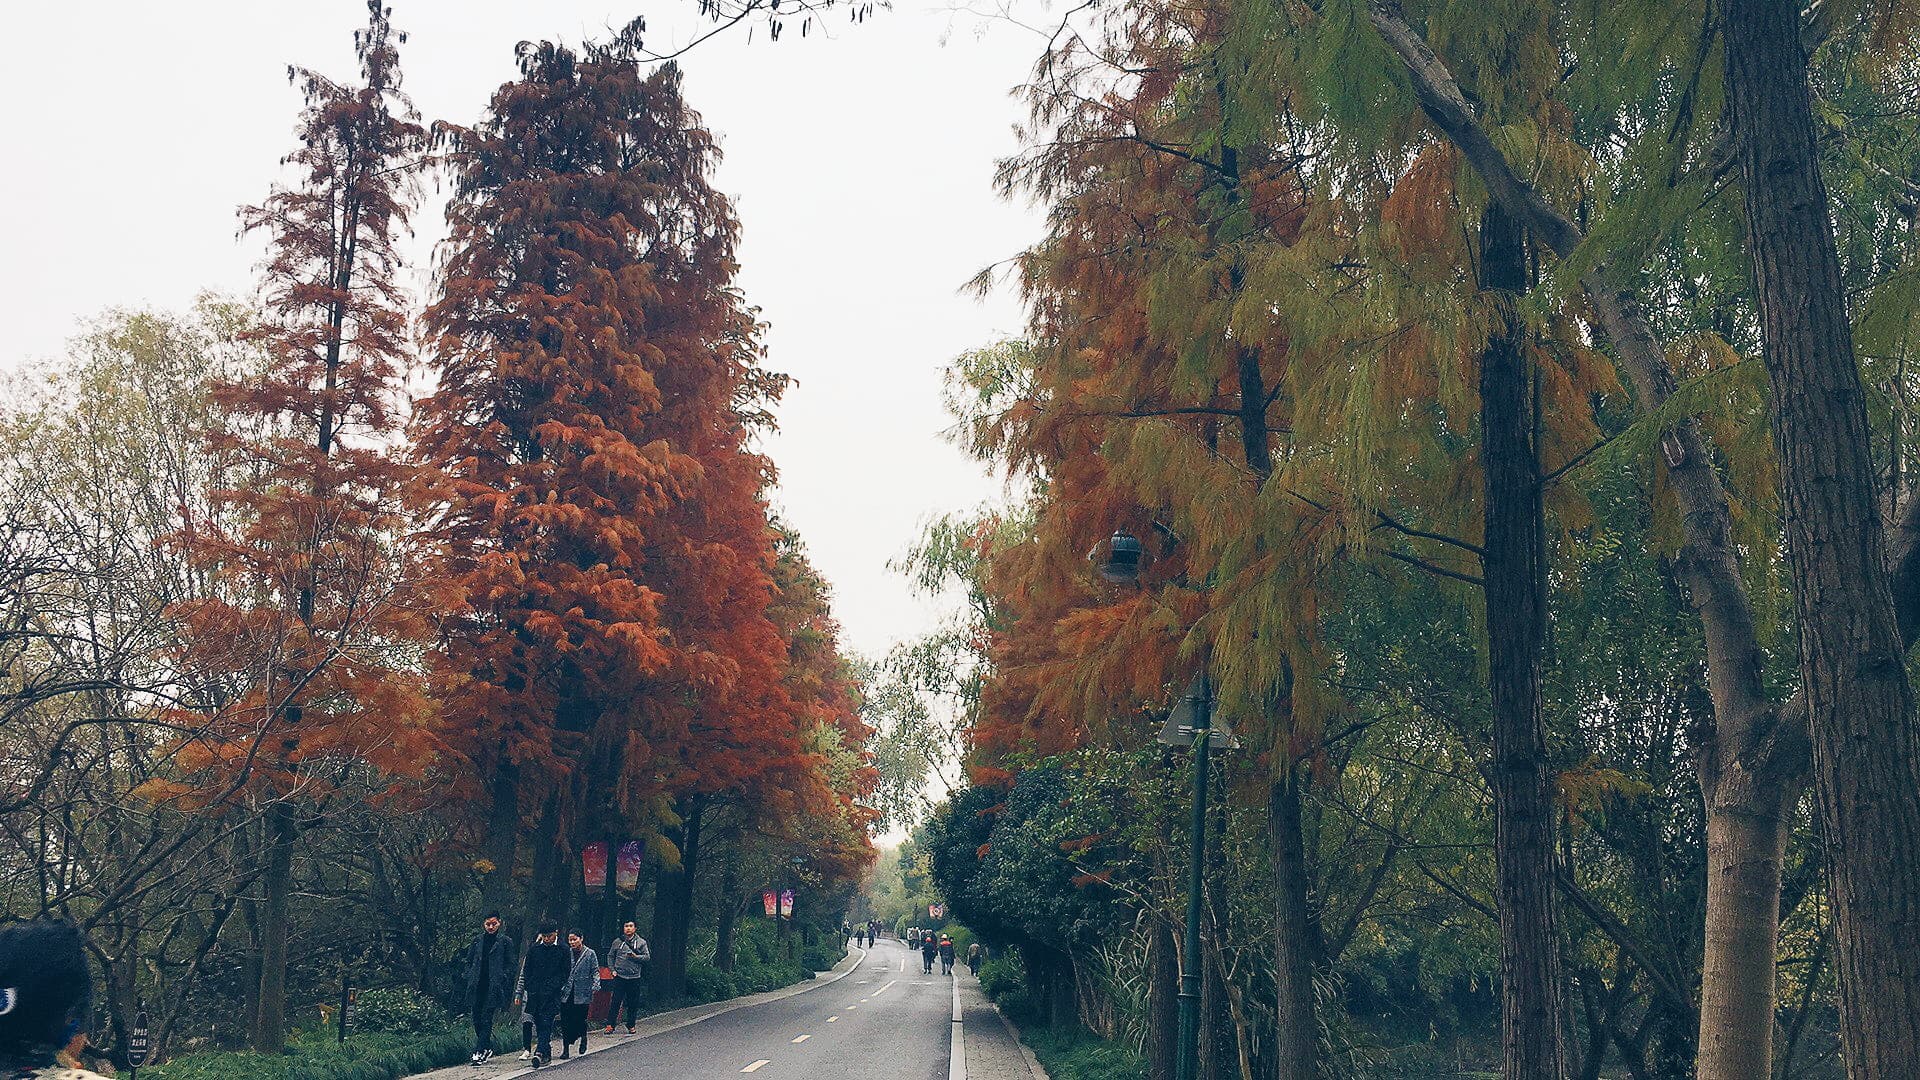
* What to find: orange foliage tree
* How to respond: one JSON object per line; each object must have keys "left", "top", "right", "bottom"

{"left": 415, "top": 33, "right": 868, "bottom": 981}
{"left": 164, "top": 0, "right": 438, "bottom": 1053}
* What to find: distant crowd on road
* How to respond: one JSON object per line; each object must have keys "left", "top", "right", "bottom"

{"left": 845, "top": 921, "right": 983, "bottom": 977}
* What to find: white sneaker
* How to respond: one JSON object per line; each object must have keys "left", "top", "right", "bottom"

{"left": 518, "top": 1050, "right": 531, "bottom": 1060}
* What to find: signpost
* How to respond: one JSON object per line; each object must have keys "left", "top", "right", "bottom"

{"left": 336, "top": 977, "right": 356, "bottom": 1044}
{"left": 126, "top": 1011, "right": 150, "bottom": 1078}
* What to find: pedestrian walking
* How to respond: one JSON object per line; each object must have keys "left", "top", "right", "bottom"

{"left": 522, "top": 924, "right": 569, "bottom": 1067}
{"left": 939, "top": 935, "right": 956, "bottom": 975}
{"left": 515, "top": 970, "right": 533, "bottom": 1061}
{"left": 462, "top": 913, "right": 515, "bottom": 1065}
{"left": 967, "top": 942, "right": 983, "bottom": 976}
{"left": 557, "top": 931, "right": 600, "bottom": 1060}
{"left": 920, "top": 933, "right": 938, "bottom": 974}
{"left": 0, "top": 920, "right": 111, "bottom": 1079}
{"left": 605, "top": 921, "right": 649, "bottom": 1034}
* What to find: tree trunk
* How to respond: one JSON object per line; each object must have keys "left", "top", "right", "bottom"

{"left": 1695, "top": 804, "right": 1790, "bottom": 1079}
{"left": 651, "top": 797, "right": 705, "bottom": 999}
{"left": 1478, "top": 200, "right": 1567, "bottom": 1080}
{"left": 251, "top": 800, "right": 296, "bottom": 1054}
{"left": 1148, "top": 915, "right": 1179, "bottom": 1080}
{"left": 716, "top": 856, "right": 740, "bottom": 974}
{"left": 481, "top": 764, "right": 522, "bottom": 923}
{"left": 1723, "top": 4, "right": 1920, "bottom": 1076}
{"left": 1271, "top": 768, "right": 1319, "bottom": 1079}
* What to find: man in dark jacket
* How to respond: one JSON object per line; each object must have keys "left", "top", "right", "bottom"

{"left": 463, "top": 913, "right": 515, "bottom": 1064}
{"left": 521, "top": 924, "right": 568, "bottom": 1067}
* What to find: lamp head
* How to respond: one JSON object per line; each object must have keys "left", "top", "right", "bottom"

{"left": 1097, "top": 530, "right": 1144, "bottom": 584}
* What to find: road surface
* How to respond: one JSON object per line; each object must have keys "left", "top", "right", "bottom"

{"left": 423, "top": 938, "right": 1038, "bottom": 1080}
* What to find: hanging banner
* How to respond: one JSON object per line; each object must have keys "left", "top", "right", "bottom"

{"left": 763, "top": 890, "right": 779, "bottom": 917}
{"left": 929, "top": 902, "right": 945, "bottom": 920}
{"left": 779, "top": 889, "right": 795, "bottom": 918}
{"left": 616, "top": 841, "right": 644, "bottom": 892}
{"left": 582, "top": 841, "right": 609, "bottom": 889}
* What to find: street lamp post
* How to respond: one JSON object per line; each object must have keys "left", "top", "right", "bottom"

{"left": 1095, "top": 529, "right": 1230, "bottom": 1080}
{"left": 1172, "top": 674, "right": 1211, "bottom": 1080}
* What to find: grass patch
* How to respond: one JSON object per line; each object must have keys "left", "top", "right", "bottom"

{"left": 143, "top": 1025, "right": 481, "bottom": 1080}
{"left": 1016, "top": 1023, "right": 1148, "bottom": 1080}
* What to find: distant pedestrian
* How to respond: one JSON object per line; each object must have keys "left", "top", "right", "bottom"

{"left": 0, "top": 920, "right": 111, "bottom": 1079}
{"left": 522, "top": 924, "right": 569, "bottom": 1067}
{"left": 463, "top": 913, "right": 515, "bottom": 1065}
{"left": 967, "top": 942, "right": 983, "bottom": 976}
{"left": 606, "top": 921, "right": 649, "bottom": 1034}
{"left": 939, "top": 936, "right": 956, "bottom": 975}
{"left": 920, "top": 933, "right": 938, "bottom": 974}
{"left": 557, "top": 931, "right": 600, "bottom": 1059}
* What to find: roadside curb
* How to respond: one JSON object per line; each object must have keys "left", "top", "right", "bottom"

{"left": 949, "top": 969, "right": 967, "bottom": 1080}
{"left": 990, "top": 1003, "right": 1052, "bottom": 1080}
{"left": 405, "top": 946, "right": 867, "bottom": 1080}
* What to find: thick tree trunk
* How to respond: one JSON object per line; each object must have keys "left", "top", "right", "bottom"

{"left": 1147, "top": 915, "right": 1179, "bottom": 1080}
{"left": 1478, "top": 200, "right": 1567, "bottom": 1080}
{"left": 1270, "top": 770, "right": 1319, "bottom": 1079}
{"left": 651, "top": 798, "right": 705, "bottom": 999}
{"left": 1696, "top": 804, "right": 1791, "bottom": 1078}
{"left": 481, "top": 764, "right": 522, "bottom": 922}
{"left": 1723, "top": 4, "right": 1920, "bottom": 1076}
{"left": 251, "top": 800, "right": 296, "bottom": 1054}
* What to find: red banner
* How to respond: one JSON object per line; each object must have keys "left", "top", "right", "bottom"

{"left": 582, "top": 842, "right": 608, "bottom": 889}
{"left": 763, "top": 890, "right": 778, "bottom": 917}
{"left": 616, "top": 841, "right": 644, "bottom": 892}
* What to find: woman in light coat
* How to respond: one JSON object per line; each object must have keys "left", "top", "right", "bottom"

{"left": 557, "top": 931, "right": 602, "bottom": 1059}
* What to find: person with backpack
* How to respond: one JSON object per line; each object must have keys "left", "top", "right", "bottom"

{"left": 920, "top": 932, "right": 938, "bottom": 974}
{"left": 0, "top": 920, "right": 112, "bottom": 1079}
{"left": 938, "top": 935, "right": 956, "bottom": 975}
{"left": 967, "top": 941, "right": 983, "bottom": 976}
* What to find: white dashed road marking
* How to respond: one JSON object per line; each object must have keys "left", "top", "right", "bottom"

{"left": 742, "top": 1061, "right": 770, "bottom": 1073}
{"left": 827, "top": 1016, "right": 839, "bottom": 1022}
{"left": 792, "top": 1034, "right": 811, "bottom": 1043}
{"left": 875, "top": 980, "right": 897, "bottom": 996}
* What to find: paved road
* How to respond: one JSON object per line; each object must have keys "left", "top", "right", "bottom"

{"left": 553, "top": 939, "right": 958, "bottom": 1080}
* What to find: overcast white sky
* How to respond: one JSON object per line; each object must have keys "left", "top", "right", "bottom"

{"left": 0, "top": 0, "right": 1043, "bottom": 661}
